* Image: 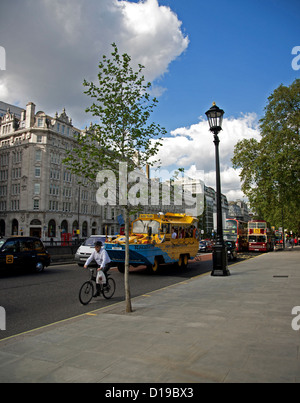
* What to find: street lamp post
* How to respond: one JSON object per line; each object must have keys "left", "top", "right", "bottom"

{"left": 205, "top": 102, "right": 230, "bottom": 276}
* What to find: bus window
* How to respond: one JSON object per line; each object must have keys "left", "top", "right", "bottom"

{"left": 249, "top": 235, "right": 266, "bottom": 243}
{"left": 132, "top": 220, "right": 160, "bottom": 235}
{"left": 161, "top": 224, "right": 170, "bottom": 234}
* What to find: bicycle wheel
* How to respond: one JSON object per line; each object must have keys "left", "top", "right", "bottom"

{"left": 102, "top": 277, "right": 116, "bottom": 299}
{"left": 79, "top": 281, "right": 94, "bottom": 305}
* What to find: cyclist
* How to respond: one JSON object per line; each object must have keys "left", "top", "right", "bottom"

{"left": 83, "top": 241, "right": 111, "bottom": 296}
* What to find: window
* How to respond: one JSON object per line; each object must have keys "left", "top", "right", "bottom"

{"left": 0, "top": 169, "right": 8, "bottom": 181}
{"left": 0, "top": 185, "right": 7, "bottom": 196}
{"left": 12, "top": 151, "right": 22, "bottom": 164}
{"left": 49, "top": 184, "right": 59, "bottom": 196}
{"left": 37, "top": 118, "right": 44, "bottom": 127}
{"left": 0, "top": 153, "right": 9, "bottom": 166}
{"left": 35, "top": 149, "right": 42, "bottom": 162}
{"left": 12, "top": 168, "right": 21, "bottom": 179}
{"left": 49, "top": 200, "right": 59, "bottom": 211}
{"left": 63, "top": 170, "right": 72, "bottom": 182}
{"left": 33, "top": 199, "right": 40, "bottom": 211}
{"left": 0, "top": 201, "right": 6, "bottom": 211}
{"left": 11, "top": 200, "right": 20, "bottom": 211}
{"left": 50, "top": 153, "right": 60, "bottom": 164}
{"left": 50, "top": 169, "right": 60, "bottom": 180}
{"left": 35, "top": 167, "right": 41, "bottom": 178}
{"left": 63, "top": 202, "right": 71, "bottom": 212}
{"left": 2, "top": 240, "right": 19, "bottom": 253}
{"left": 37, "top": 135, "right": 43, "bottom": 143}
{"left": 34, "top": 184, "right": 40, "bottom": 195}
{"left": 11, "top": 184, "right": 20, "bottom": 195}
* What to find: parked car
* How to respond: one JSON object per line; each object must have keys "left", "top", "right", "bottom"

{"left": 226, "top": 241, "right": 238, "bottom": 261}
{"left": 198, "top": 240, "right": 214, "bottom": 253}
{"left": 75, "top": 235, "right": 116, "bottom": 266}
{"left": 0, "top": 237, "right": 51, "bottom": 272}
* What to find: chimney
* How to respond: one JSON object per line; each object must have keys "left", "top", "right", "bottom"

{"left": 25, "top": 102, "right": 36, "bottom": 128}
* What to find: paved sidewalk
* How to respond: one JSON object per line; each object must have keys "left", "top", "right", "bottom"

{"left": 0, "top": 248, "right": 299, "bottom": 383}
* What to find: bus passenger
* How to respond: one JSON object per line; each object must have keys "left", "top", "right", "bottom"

{"left": 172, "top": 227, "right": 177, "bottom": 239}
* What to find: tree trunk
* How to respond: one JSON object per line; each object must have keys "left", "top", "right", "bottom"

{"left": 124, "top": 206, "right": 132, "bottom": 313}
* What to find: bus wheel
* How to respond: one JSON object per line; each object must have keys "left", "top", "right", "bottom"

{"left": 148, "top": 257, "right": 160, "bottom": 274}
{"left": 178, "top": 254, "right": 188, "bottom": 270}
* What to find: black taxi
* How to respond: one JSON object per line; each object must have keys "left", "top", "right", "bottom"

{"left": 0, "top": 237, "right": 51, "bottom": 273}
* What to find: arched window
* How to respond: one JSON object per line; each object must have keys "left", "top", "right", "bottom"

{"left": 11, "top": 219, "right": 18, "bottom": 235}
{"left": 82, "top": 221, "right": 88, "bottom": 237}
{"left": 0, "top": 220, "right": 6, "bottom": 236}
{"left": 61, "top": 220, "right": 68, "bottom": 234}
{"left": 48, "top": 220, "right": 56, "bottom": 237}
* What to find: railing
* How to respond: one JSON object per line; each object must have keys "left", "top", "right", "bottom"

{"left": 43, "top": 239, "right": 86, "bottom": 247}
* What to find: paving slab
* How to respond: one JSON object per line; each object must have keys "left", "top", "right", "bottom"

{"left": 0, "top": 248, "right": 299, "bottom": 383}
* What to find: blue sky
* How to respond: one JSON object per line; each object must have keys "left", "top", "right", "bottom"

{"left": 151, "top": 0, "right": 300, "bottom": 131}
{"left": 0, "top": 0, "right": 299, "bottom": 200}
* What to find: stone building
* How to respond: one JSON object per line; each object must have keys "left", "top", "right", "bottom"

{"left": 0, "top": 101, "right": 120, "bottom": 240}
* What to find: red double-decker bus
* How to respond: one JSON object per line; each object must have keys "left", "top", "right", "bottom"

{"left": 223, "top": 219, "right": 248, "bottom": 252}
{"left": 247, "top": 220, "right": 274, "bottom": 252}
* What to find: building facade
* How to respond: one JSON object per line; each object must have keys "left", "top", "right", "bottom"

{"left": 227, "top": 200, "right": 250, "bottom": 222}
{"left": 173, "top": 177, "right": 229, "bottom": 237}
{"left": 0, "top": 101, "right": 122, "bottom": 240}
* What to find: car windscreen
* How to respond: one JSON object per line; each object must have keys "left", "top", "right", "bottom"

{"left": 83, "top": 236, "right": 106, "bottom": 246}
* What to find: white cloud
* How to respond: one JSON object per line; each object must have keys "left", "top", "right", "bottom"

{"left": 119, "top": 0, "right": 189, "bottom": 81}
{"left": 151, "top": 113, "right": 261, "bottom": 201}
{"left": 0, "top": 0, "right": 188, "bottom": 127}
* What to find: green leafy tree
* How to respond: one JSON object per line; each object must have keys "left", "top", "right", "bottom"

{"left": 232, "top": 79, "right": 300, "bottom": 234}
{"left": 64, "top": 43, "right": 166, "bottom": 312}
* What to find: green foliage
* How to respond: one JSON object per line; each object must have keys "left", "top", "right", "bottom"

{"left": 232, "top": 79, "right": 300, "bottom": 233}
{"left": 64, "top": 43, "right": 165, "bottom": 182}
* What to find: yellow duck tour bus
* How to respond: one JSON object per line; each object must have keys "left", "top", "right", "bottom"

{"left": 105, "top": 213, "right": 199, "bottom": 273}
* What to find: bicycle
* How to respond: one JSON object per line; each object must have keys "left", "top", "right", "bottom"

{"left": 79, "top": 268, "right": 116, "bottom": 305}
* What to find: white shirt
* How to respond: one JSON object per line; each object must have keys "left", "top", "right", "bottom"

{"left": 85, "top": 247, "right": 111, "bottom": 268}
